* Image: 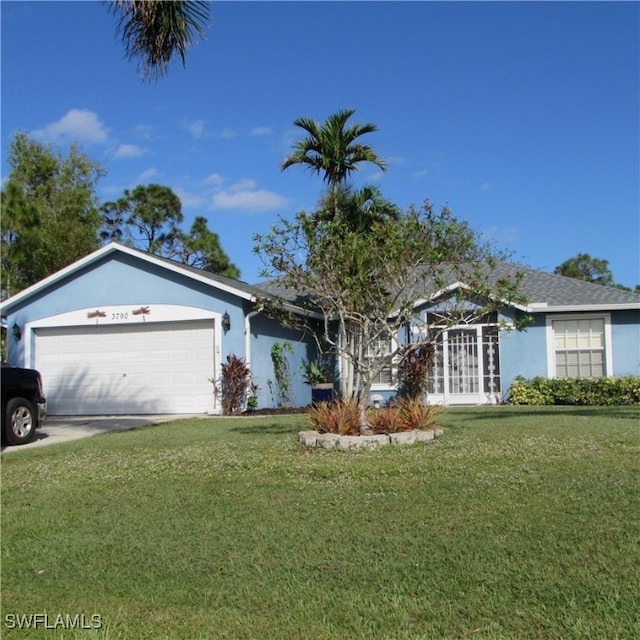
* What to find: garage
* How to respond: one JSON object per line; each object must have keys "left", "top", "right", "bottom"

{"left": 34, "top": 320, "right": 216, "bottom": 415}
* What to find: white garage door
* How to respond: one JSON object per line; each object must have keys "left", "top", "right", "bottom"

{"left": 35, "top": 320, "right": 216, "bottom": 415}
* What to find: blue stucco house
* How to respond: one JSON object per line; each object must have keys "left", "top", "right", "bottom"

{"left": 1, "top": 242, "right": 638, "bottom": 414}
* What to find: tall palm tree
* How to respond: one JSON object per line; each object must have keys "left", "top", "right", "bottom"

{"left": 316, "top": 184, "right": 400, "bottom": 233}
{"left": 281, "top": 109, "right": 387, "bottom": 218}
{"left": 110, "top": 0, "right": 211, "bottom": 82}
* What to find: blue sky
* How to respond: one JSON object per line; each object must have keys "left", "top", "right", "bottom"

{"left": 2, "top": 1, "right": 639, "bottom": 287}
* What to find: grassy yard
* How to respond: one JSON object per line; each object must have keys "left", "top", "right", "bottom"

{"left": 1, "top": 407, "right": 638, "bottom": 639}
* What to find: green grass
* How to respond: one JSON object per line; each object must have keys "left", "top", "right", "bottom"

{"left": 2, "top": 407, "right": 639, "bottom": 639}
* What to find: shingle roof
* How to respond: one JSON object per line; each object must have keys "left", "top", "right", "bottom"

{"left": 253, "top": 261, "right": 640, "bottom": 313}
{"left": 491, "top": 262, "right": 640, "bottom": 309}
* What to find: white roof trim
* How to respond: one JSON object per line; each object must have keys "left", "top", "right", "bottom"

{"left": 409, "top": 281, "right": 531, "bottom": 314}
{"left": 529, "top": 303, "right": 640, "bottom": 313}
{"left": 0, "top": 242, "right": 256, "bottom": 312}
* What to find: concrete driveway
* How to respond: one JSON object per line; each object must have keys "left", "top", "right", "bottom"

{"left": 1, "top": 414, "right": 199, "bottom": 453}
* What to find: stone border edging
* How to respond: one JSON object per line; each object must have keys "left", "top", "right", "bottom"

{"left": 298, "top": 428, "right": 445, "bottom": 450}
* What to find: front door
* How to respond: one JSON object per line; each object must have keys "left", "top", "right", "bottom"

{"left": 428, "top": 326, "right": 500, "bottom": 405}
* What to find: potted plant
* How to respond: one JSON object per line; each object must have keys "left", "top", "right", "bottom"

{"left": 302, "top": 358, "right": 334, "bottom": 403}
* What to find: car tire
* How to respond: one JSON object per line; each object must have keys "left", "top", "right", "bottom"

{"left": 4, "top": 398, "right": 37, "bottom": 445}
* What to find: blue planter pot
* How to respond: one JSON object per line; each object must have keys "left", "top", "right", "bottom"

{"left": 311, "top": 383, "right": 334, "bottom": 404}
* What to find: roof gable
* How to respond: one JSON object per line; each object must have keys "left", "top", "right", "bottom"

{"left": 0, "top": 242, "right": 261, "bottom": 312}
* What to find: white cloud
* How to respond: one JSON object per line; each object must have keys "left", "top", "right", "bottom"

{"left": 229, "top": 178, "right": 257, "bottom": 192}
{"left": 135, "top": 168, "right": 158, "bottom": 184}
{"left": 210, "top": 187, "right": 288, "bottom": 212}
{"left": 250, "top": 126, "right": 272, "bottom": 136}
{"left": 217, "top": 128, "right": 236, "bottom": 139}
{"left": 202, "top": 173, "right": 226, "bottom": 187}
{"left": 480, "top": 182, "right": 492, "bottom": 192}
{"left": 113, "top": 144, "right": 147, "bottom": 159}
{"left": 181, "top": 118, "right": 206, "bottom": 139}
{"left": 32, "top": 109, "right": 109, "bottom": 145}
{"left": 175, "top": 187, "right": 205, "bottom": 209}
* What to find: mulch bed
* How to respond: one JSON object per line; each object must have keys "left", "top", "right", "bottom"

{"left": 241, "top": 406, "right": 309, "bottom": 416}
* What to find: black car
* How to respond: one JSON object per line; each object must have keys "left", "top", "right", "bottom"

{"left": 1, "top": 363, "right": 47, "bottom": 445}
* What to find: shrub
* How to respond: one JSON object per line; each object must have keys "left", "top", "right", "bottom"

{"left": 213, "top": 354, "right": 255, "bottom": 415}
{"left": 307, "top": 399, "right": 361, "bottom": 435}
{"left": 507, "top": 375, "right": 640, "bottom": 406}
{"left": 268, "top": 341, "right": 294, "bottom": 407}
{"left": 396, "top": 398, "right": 443, "bottom": 431}
{"left": 367, "top": 404, "right": 404, "bottom": 433}
{"left": 508, "top": 377, "right": 552, "bottom": 406}
{"left": 397, "top": 344, "right": 435, "bottom": 401}
{"left": 368, "top": 398, "right": 442, "bottom": 434}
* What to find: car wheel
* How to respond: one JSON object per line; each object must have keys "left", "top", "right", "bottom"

{"left": 4, "top": 398, "right": 37, "bottom": 445}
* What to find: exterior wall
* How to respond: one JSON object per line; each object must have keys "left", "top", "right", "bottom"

{"left": 247, "top": 313, "right": 315, "bottom": 409}
{"left": 499, "top": 313, "right": 548, "bottom": 390}
{"left": 611, "top": 309, "right": 640, "bottom": 376}
{"left": 500, "top": 309, "right": 640, "bottom": 398}
{"left": 5, "top": 254, "right": 249, "bottom": 369}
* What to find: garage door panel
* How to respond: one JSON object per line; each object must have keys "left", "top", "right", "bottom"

{"left": 35, "top": 320, "right": 215, "bottom": 415}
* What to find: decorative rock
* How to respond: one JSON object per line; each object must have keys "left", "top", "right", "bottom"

{"left": 298, "top": 427, "right": 444, "bottom": 449}
{"left": 337, "top": 436, "right": 364, "bottom": 450}
{"left": 414, "top": 429, "right": 435, "bottom": 442}
{"left": 389, "top": 431, "right": 417, "bottom": 445}
{"left": 366, "top": 434, "right": 391, "bottom": 448}
{"left": 298, "top": 430, "right": 320, "bottom": 447}
{"left": 337, "top": 434, "right": 389, "bottom": 450}
{"left": 316, "top": 433, "right": 340, "bottom": 449}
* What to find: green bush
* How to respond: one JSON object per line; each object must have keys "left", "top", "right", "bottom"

{"left": 507, "top": 376, "right": 640, "bottom": 406}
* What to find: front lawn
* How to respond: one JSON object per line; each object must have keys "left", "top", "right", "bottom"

{"left": 1, "top": 407, "right": 638, "bottom": 639}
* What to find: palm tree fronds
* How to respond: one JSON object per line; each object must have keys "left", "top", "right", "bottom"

{"left": 110, "top": 0, "right": 211, "bottom": 82}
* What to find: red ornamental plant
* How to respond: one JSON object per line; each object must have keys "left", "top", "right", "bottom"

{"left": 368, "top": 398, "right": 442, "bottom": 434}
{"left": 307, "top": 399, "right": 361, "bottom": 436}
{"left": 215, "top": 354, "right": 254, "bottom": 415}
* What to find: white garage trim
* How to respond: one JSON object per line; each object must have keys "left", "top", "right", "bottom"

{"left": 26, "top": 305, "right": 223, "bottom": 416}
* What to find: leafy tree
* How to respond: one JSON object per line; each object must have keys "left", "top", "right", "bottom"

{"left": 172, "top": 216, "right": 240, "bottom": 279}
{"left": 0, "top": 183, "right": 41, "bottom": 299}
{"left": 109, "top": 0, "right": 211, "bottom": 82}
{"left": 1, "top": 133, "right": 105, "bottom": 298}
{"left": 101, "top": 183, "right": 184, "bottom": 254}
{"left": 101, "top": 186, "right": 240, "bottom": 278}
{"left": 255, "top": 200, "right": 526, "bottom": 430}
{"left": 281, "top": 109, "right": 387, "bottom": 218}
{"left": 315, "top": 184, "right": 400, "bottom": 233}
{"left": 554, "top": 253, "right": 614, "bottom": 286}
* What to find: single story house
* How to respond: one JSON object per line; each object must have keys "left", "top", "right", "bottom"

{"left": 1, "top": 242, "right": 638, "bottom": 414}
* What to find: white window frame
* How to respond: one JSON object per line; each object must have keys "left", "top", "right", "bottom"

{"left": 366, "top": 331, "right": 399, "bottom": 390}
{"left": 546, "top": 313, "right": 613, "bottom": 379}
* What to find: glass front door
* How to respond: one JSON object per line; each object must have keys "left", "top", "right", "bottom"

{"left": 428, "top": 326, "right": 500, "bottom": 404}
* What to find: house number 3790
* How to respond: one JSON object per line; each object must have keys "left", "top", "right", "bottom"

{"left": 112, "top": 312, "right": 129, "bottom": 320}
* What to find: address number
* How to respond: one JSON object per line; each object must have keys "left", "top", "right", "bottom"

{"left": 112, "top": 312, "right": 129, "bottom": 320}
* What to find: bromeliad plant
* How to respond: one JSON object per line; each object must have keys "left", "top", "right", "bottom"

{"left": 307, "top": 398, "right": 361, "bottom": 436}
{"left": 309, "top": 397, "right": 443, "bottom": 436}
{"left": 367, "top": 398, "right": 442, "bottom": 434}
{"left": 301, "top": 357, "right": 333, "bottom": 386}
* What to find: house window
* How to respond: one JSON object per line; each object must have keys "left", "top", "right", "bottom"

{"left": 552, "top": 317, "right": 606, "bottom": 378}
{"left": 365, "top": 333, "right": 393, "bottom": 386}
